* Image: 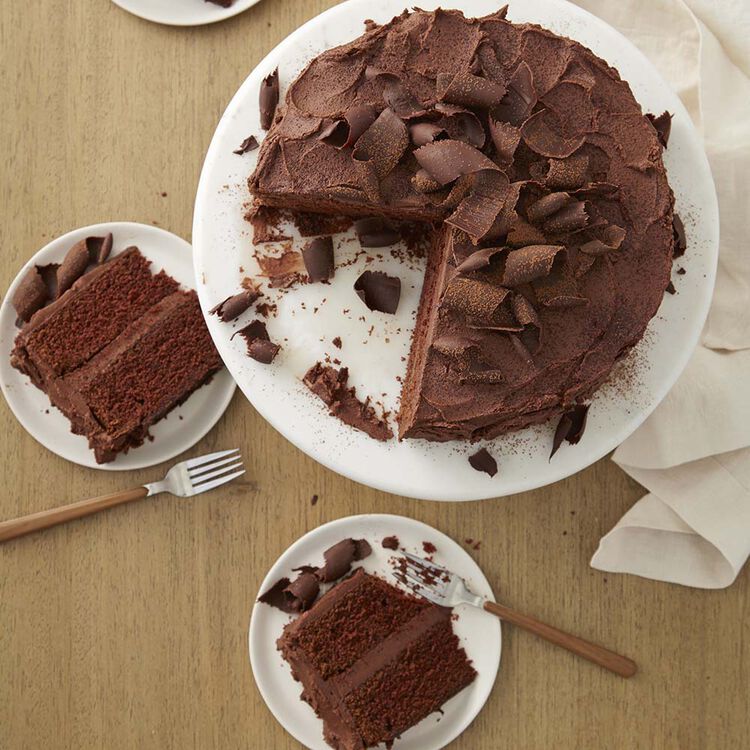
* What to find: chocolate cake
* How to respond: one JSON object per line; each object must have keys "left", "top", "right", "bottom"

{"left": 249, "top": 7, "right": 677, "bottom": 442}
{"left": 277, "top": 568, "right": 476, "bottom": 750}
{"left": 11, "top": 247, "right": 223, "bottom": 462}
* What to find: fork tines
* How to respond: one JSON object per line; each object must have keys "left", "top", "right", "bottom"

{"left": 188, "top": 448, "right": 245, "bottom": 493}
{"left": 395, "top": 552, "right": 451, "bottom": 599}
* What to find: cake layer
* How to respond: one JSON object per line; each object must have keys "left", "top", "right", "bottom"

{"left": 49, "top": 290, "right": 223, "bottom": 463}
{"left": 278, "top": 569, "right": 476, "bottom": 750}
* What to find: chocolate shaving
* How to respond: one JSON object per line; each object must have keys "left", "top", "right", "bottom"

{"left": 37, "top": 263, "right": 60, "bottom": 299}
{"left": 579, "top": 225, "right": 626, "bottom": 255}
{"left": 534, "top": 266, "right": 587, "bottom": 308}
{"left": 233, "top": 135, "right": 259, "bottom": 155}
{"left": 316, "top": 538, "right": 372, "bottom": 582}
{"left": 259, "top": 68, "right": 280, "bottom": 130}
{"left": 257, "top": 578, "right": 294, "bottom": 612}
{"left": 365, "top": 68, "right": 429, "bottom": 119}
{"left": 512, "top": 294, "right": 542, "bottom": 352}
{"left": 503, "top": 245, "right": 564, "bottom": 286}
{"left": 526, "top": 192, "right": 588, "bottom": 233}
{"left": 646, "top": 111, "right": 672, "bottom": 148}
{"left": 210, "top": 287, "right": 260, "bottom": 322}
{"left": 521, "top": 109, "right": 585, "bottom": 159}
{"left": 233, "top": 319, "right": 280, "bottom": 364}
{"left": 432, "top": 333, "right": 479, "bottom": 358}
{"left": 446, "top": 170, "right": 510, "bottom": 243}
{"left": 436, "top": 103, "right": 485, "bottom": 149}
{"left": 352, "top": 107, "right": 409, "bottom": 178}
{"left": 437, "top": 71, "right": 506, "bottom": 109}
{"left": 672, "top": 214, "right": 687, "bottom": 257}
{"left": 88, "top": 234, "right": 113, "bottom": 264}
{"left": 56, "top": 239, "right": 91, "bottom": 297}
{"left": 507, "top": 217, "right": 547, "bottom": 247}
{"left": 442, "top": 277, "right": 510, "bottom": 321}
{"left": 302, "top": 236, "right": 335, "bottom": 282}
{"left": 257, "top": 248, "right": 305, "bottom": 288}
{"left": 409, "top": 122, "right": 445, "bottom": 147}
{"left": 414, "top": 139, "right": 499, "bottom": 185}
{"left": 455, "top": 245, "right": 505, "bottom": 274}
{"left": 303, "top": 363, "right": 392, "bottom": 441}
{"left": 546, "top": 154, "right": 590, "bottom": 189}
{"left": 354, "top": 270, "right": 401, "bottom": 314}
{"left": 319, "top": 105, "right": 378, "bottom": 149}
{"left": 489, "top": 118, "right": 521, "bottom": 163}
{"left": 12, "top": 267, "right": 48, "bottom": 322}
{"left": 413, "top": 168, "right": 442, "bottom": 193}
{"left": 354, "top": 217, "right": 401, "bottom": 247}
{"left": 283, "top": 573, "right": 320, "bottom": 612}
{"left": 492, "top": 61, "right": 537, "bottom": 126}
{"left": 468, "top": 447, "right": 498, "bottom": 477}
{"left": 550, "top": 404, "right": 590, "bottom": 459}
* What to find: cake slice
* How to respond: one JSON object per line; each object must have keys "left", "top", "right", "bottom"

{"left": 278, "top": 568, "right": 476, "bottom": 750}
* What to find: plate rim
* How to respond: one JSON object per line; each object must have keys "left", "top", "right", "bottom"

{"left": 110, "top": 0, "right": 262, "bottom": 27}
{"left": 0, "top": 221, "right": 237, "bottom": 471}
{"left": 193, "top": 0, "right": 719, "bottom": 501}
{"left": 248, "top": 512, "right": 502, "bottom": 750}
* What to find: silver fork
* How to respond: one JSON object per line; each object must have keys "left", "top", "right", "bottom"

{"left": 395, "top": 551, "right": 637, "bottom": 678}
{"left": 0, "top": 449, "right": 244, "bottom": 543}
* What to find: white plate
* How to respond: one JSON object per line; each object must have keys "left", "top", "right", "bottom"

{"left": 111, "top": 0, "right": 262, "bottom": 27}
{"left": 249, "top": 514, "right": 501, "bottom": 750}
{"left": 193, "top": 0, "right": 719, "bottom": 501}
{"left": 0, "top": 222, "right": 236, "bottom": 471}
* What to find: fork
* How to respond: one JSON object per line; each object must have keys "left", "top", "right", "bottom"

{"left": 0, "top": 449, "right": 244, "bottom": 543}
{"left": 395, "top": 551, "right": 637, "bottom": 678}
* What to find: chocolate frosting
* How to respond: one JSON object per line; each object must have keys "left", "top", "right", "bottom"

{"left": 249, "top": 7, "right": 676, "bottom": 442}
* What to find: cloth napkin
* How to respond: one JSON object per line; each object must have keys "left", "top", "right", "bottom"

{"left": 567, "top": 0, "right": 750, "bottom": 588}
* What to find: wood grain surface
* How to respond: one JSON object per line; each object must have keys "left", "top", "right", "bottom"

{"left": 0, "top": 2, "right": 747, "bottom": 749}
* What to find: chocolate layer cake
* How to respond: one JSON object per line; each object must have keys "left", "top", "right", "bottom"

{"left": 249, "top": 7, "right": 676, "bottom": 441}
{"left": 11, "top": 247, "right": 223, "bottom": 462}
{"left": 278, "top": 568, "right": 476, "bottom": 750}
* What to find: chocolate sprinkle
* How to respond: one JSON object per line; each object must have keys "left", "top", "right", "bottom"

{"left": 354, "top": 217, "right": 401, "bottom": 247}
{"left": 550, "top": 404, "right": 590, "bottom": 459}
{"left": 414, "top": 139, "right": 499, "bottom": 185}
{"left": 468, "top": 447, "right": 498, "bottom": 477}
{"left": 210, "top": 288, "right": 260, "bottom": 322}
{"left": 259, "top": 68, "right": 280, "bottom": 130}
{"left": 233, "top": 135, "right": 259, "bottom": 155}
{"left": 354, "top": 270, "right": 401, "bottom": 314}
{"left": 302, "top": 236, "right": 335, "bottom": 282}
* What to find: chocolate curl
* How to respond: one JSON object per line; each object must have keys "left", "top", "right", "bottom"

{"left": 413, "top": 168, "right": 442, "bottom": 193}
{"left": 512, "top": 293, "right": 542, "bottom": 352}
{"left": 474, "top": 41, "right": 505, "bottom": 82}
{"left": 545, "top": 154, "right": 590, "bottom": 189}
{"left": 409, "top": 122, "right": 445, "bottom": 147}
{"left": 283, "top": 573, "right": 320, "bottom": 612}
{"left": 489, "top": 118, "right": 521, "bottom": 163}
{"left": 56, "top": 239, "right": 91, "bottom": 297}
{"left": 88, "top": 233, "right": 113, "bottom": 264}
{"left": 316, "top": 538, "right": 371, "bottom": 582}
{"left": 550, "top": 404, "right": 590, "bottom": 459}
{"left": 442, "top": 277, "right": 510, "bottom": 321}
{"left": 521, "top": 109, "right": 585, "bottom": 159}
{"left": 302, "top": 236, "right": 335, "bottom": 282}
{"left": 492, "top": 61, "right": 537, "bottom": 126}
{"left": 455, "top": 245, "right": 506, "bottom": 274}
{"left": 672, "top": 214, "right": 687, "bottom": 257}
{"left": 354, "top": 270, "right": 401, "bottom": 314}
{"left": 354, "top": 217, "right": 400, "bottom": 247}
{"left": 352, "top": 107, "right": 409, "bottom": 179}
{"left": 259, "top": 68, "right": 280, "bottom": 130}
{"left": 437, "top": 71, "right": 506, "bottom": 109}
{"left": 319, "top": 105, "right": 378, "bottom": 148}
{"left": 12, "top": 267, "right": 48, "bottom": 322}
{"left": 432, "top": 334, "right": 479, "bottom": 358}
{"left": 468, "top": 448, "right": 498, "bottom": 477}
{"left": 233, "top": 319, "right": 280, "bottom": 364}
{"left": 445, "top": 170, "right": 510, "bottom": 244}
{"left": 526, "top": 192, "right": 588, "bottom": 233}
{"left": 435, "top": 103, "right": 486, "bottom": 149}
{"left": 414, "top": 139, "right": 500, "bottom": 185}
{"left": 435, "top": 174, "right": 474, "bottom": 209}
{"left": 365, "top": 67, "right": 428, "bottom": 119}
{"left": 579, "top": 225, "right": 626, "bottom": 255}
{"left": 646, "top": 111, "right": 672, "bottom": 148}
{"left": 503, "top": 245, "right": 565, "bottom": 286}
{"left": 233, "top": 135, "right": 259, "bottom": 155}
{"left": 210, "top": 287, "right": 260, "bottom": 322}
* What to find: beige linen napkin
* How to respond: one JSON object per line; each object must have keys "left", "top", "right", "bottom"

{"left": 569, "top": 0, "right": 750, "bottom": 588}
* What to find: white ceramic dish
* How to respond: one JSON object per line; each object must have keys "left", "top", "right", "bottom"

{"left": 0, "top": 222, "right": 236, "bottom": 471}
{"left": 193, "top": 0, "right": 719, "bottom": 501}
{"left": 111, "top": 0, "right": 262, "bottom": 27}
{"left": 249, "top": 513, "right": 501, "bottom": 750}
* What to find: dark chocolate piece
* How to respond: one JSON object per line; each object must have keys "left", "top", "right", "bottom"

{"left": 234, "top": 319, "right": 280, "bottom": 364}
{"left": 414, "top": 140, "right": 499, "bottom": 185}
{"left": 301, "top": 237, "right": 335, "bottom": 282}
{"left": 259, "top": 68, "right": 280, "bottom": 130}
{"left": 381, "top": 535, "right": 400, "bottom": 550}
{"left": 672, "top": 214, "right": 687, "bottom": 257}
{"left": 354, "top": 271, "right": 401, "bottom": 314}
{"left": 646, "top": 111, "right": 672, "bottom": 148}
{"left": 550, "top": 404, "right": 590, "bottom": 459}
{"left": 210, "top": 288, "right": 260, "bottom": 322}
{"left": 353, "top": 217, "right": 401, "bottom": 247}
{"left": 468, "top": 448, "right": 498, "bottom": 477}
{"left": 234, "top": 135, "right": 259, "bottom": 155}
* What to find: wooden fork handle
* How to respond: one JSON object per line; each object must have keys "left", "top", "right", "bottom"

{"left": 484, "top": 600, "right": 637, "bottom": 678}
{"left": 0, "top": 487, "right": 149, "bottom": 542}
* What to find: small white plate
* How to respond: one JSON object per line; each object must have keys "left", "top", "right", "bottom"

{"left": 0, "top": 222, "right": 236, "bottom": 471}
{"left": 249, "top": 514, "right": 501, "bottom": 750}
{"left": 193, "top": 0, "right": 719, "bottom": 501}
{"left": 111, "top": 0, "right": 262, "bottom": 27}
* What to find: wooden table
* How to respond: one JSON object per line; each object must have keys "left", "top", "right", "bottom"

{"left": 1, "top": 2, "right": 747, "bottom": 748}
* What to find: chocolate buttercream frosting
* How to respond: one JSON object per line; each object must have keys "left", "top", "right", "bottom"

{"left": 249, "top": 7, "right": 677, "bottom": 443}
